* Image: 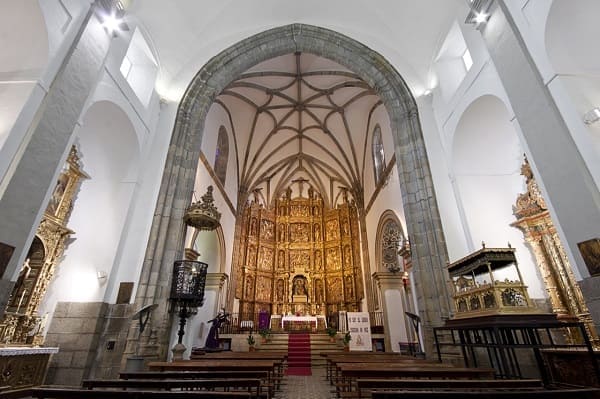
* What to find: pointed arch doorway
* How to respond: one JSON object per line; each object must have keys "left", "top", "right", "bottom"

{"left": 136, "top": 24, "right": 450, "bottom": 359}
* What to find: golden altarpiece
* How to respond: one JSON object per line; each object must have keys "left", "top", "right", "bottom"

{"left": 234, "top": 186, "right": 363, "bottom": 323}
{"left": 0, "top": 146, "right": 87, "bottom": 346}
{"left": 511, "top": 158, "right": 599, "bottom": 346}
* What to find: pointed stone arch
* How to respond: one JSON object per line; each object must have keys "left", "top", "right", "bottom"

{"left": 135, "top": 23, "right": 451, "bottom": 359}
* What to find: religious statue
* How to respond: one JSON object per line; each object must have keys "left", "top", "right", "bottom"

{"left": 204, "top": 310, "right": 230, "bottom": 351}
{"left": 315, "top": 252, "right": 322, "bottom": 270}
{"left": 15, "top": 258, "right": 31, "bottom": 289}
{"left": 46, "top": 173, "right": 69, "bottom": 215}
{"left": 278, "top": 224, "right": 286, "bottom": 240}
{"left": 315, "top": 279, "right": 324, "bottom": 303}
{"left": 245, "top": 276, "right": 254, "bottom": 298}
{"left": 342, "top": 220, "right": 349, "bottom": 236}
{"left": 276, "top": 279, "right": 284, "bottom": 301}
{"left": 293, "top": 277, "right": 308, "bottom": 296}
{"left": 345, "top": 276, "right": 354, "bottom": 298}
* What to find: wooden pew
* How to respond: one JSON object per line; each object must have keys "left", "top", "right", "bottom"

{"left": 191, "top": 353, "right": 287, "bottom": 361}
{"left": 370, "top": 388, "right": 600, "bottom": 398}
{"left": 334, "top": 364, "right": 495, "bottom": 399}
{"left": 82, "top": 378, "right": 263, "bottom": 399}
{"left": 325, "top": 355, "right": 434, "bottom": 383}
{"left": 147, "top": 360, "right": 280, "bottom": 372}
{"left": 185, "top": 354, "right": 287, "bottom": 388}
{"left": 0, "top": 387, "right": 35, "bottom": 399}
{"left": 146, "top": 360, "right": 280, "bottom": 398}
{"left": 356, "top": 379, "right": 544, "bottom": 399}
{"left": 119, "top": 371, "right": 270, "bottom": 380}
{"left": 19, "top": 388, "right": 253, "bottom": 399}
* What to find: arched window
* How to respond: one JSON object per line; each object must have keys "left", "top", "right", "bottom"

{"left": 372, "top": 124, "right": 385, "bottom": 185}
{"left": 214, "top": 126, "right": 229, "bottom": 185}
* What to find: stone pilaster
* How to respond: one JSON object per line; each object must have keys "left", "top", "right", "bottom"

{"left": 373, "top": 272, "right": 410, "bottom": 353}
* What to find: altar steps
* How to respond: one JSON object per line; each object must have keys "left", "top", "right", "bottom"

{"left": 286, "top": 333, "right": 311, "bottom": 375}
{"left": 257, "top": 333, "right": 344, "bottom": 368}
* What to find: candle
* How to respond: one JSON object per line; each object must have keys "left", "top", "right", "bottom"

{"left": 15, "top": 289, "right": 27, "bottom": 313}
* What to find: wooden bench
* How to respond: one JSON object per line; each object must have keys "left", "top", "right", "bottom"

{"left": 82, "top": 378, "right": 264, "bottom": 398}
{"left": 0, "top": 387, "right": 35, "bottom": 399}
{"left": 370, "top": 388, "right": 600, "bottom": 398}
{"left": 119, "top": 371, "right": 270, "bottom": 380}
{"left": 3, "top": 387, "right": 252, "bottom": 399}
{"left": 119, "top": 371, "right": 276, "bottom": 396}
{"left": 356, "top": 379, "right": 544, "bottom": 399}
{"left": 334, "top": 364, "right": 495, "bottom": 399}
{"left": 184, "top": 354, "right": 287, "bottom": 389}
{"left": 326, "top": 356, "right": 434, "bottom": 383}
{"left": 146, "top": 361, "right": 281, "bottom": 398}
{"left": 191, "top": 353, "right": 287, "bottom": 361}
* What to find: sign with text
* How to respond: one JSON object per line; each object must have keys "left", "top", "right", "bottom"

{"left": 346, "top": 312, "right": 372, "bottom": 351}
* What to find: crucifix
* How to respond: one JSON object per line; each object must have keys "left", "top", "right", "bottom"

{"left": 339, "top": 186, "right": 349, "bottom": 203}
{"left": 292, "top": 177, "right": 309, "bottom": 198}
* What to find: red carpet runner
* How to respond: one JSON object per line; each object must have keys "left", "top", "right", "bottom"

{"left": 286, "top": 333, "right": 311, "bottom": 376}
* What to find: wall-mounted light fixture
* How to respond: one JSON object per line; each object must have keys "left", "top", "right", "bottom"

{"left": 583, "top": 107, "right": 600, "bottom": 125}
{"left": 96, "top": 270, "right": 107, "bottom": 280}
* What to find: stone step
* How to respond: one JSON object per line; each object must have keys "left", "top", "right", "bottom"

{"left": 255, "top": 332, "right": 345, "bottom": 368}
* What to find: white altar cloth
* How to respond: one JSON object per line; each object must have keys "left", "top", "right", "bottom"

{"left": 280, "top": 315, "right": 327, "bottom": 329}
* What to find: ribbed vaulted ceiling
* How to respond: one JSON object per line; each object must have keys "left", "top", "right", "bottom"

{"left": 212, "top": 52, "right": 389, "bottom": 208}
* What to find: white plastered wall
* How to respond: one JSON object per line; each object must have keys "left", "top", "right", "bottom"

{"left": 425, "top": 15, "right": 546, "bottom": 298}
{"left": 0, "top": 1, "right": 95, "bottom": 195}
{"left": 35, "top": 16, "right": 168, "bottom": 337}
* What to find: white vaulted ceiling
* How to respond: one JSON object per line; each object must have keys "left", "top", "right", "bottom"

{"left": 208, "top": 53, "right": 388, "bottom": 207}
{"left": 127, "top": 0, "right": 466, "bottom": 101}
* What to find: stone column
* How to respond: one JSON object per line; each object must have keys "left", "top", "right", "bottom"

{"left": 0, "top": 1, "right": 113, "bottom": 313}
{"left": 373, "top": 272, "right": 410, "bottom": 353}
{"left": 395, "top": 108, "right": 452, "bottom": 356}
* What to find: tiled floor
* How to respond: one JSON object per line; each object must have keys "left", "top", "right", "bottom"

{"left": 275, "top": 367, "right": 333, "bottom": 399}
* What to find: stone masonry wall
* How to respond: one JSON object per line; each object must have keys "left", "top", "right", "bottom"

{"left": 44, "top": 302, "right": 108, "bottom": 385}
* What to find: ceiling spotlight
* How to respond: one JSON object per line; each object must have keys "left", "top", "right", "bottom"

{"left": 102, "top": 13, "right": 121, "bottom": 34}
{"left": 474, "top": 12, "right": 489, "bottom": 24}
{"left": 465, "top": 0, "right": 493, "bottom": 29}
{"left": 96, "top": 1, "right": 129, "bottom": 36}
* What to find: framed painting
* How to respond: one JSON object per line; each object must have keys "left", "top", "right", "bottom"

{"left": 578, "top": 238, "right": 600, "bottom": 276}
{"left": 0, "top": 242, "right": 15, "bottom": 277}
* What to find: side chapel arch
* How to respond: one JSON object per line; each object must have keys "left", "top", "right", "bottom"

{"left": 134, "top": 24, "right": 450, "bottom": 360}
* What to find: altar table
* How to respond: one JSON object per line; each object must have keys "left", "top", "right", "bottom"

{"left": 0, "top": 346, "right": 59, "bottom": 388}
{"left": 279, "top": 315, "right": 327, "bottom": 330}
